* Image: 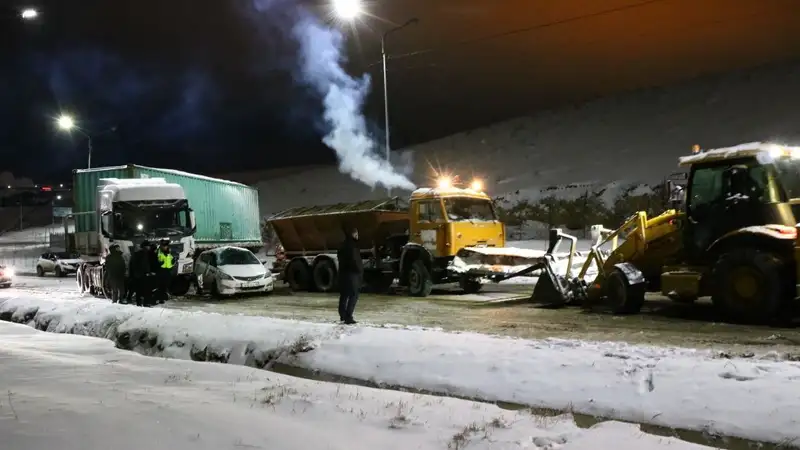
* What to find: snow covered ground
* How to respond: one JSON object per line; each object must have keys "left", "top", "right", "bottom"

{"left": 1, "top": 321, "right": 719, "bottom": 450}
{"left": 1, "top": 293, "right": 798, "bottom": 445}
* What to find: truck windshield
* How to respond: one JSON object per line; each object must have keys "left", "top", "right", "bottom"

{"left": 771, "top": 159, "right": 800, "bottom": 200}
{"left": 218, "top": 248, "right": 260, "bottom": 265}
{"left": 443, "top": 197, "right": 497, "bottom": 222}
{"left": 112, "top": 200, "right": 191, "bottom": 239}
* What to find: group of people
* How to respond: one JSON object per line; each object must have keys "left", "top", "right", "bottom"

{"left": 104, "top": 238, "right": 175, "bottom": 307}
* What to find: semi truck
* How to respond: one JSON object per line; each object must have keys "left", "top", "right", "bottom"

{"left": 68, "top": 165, "right": 262, "bottom": 297}
{"left": 267, "top": 179, "right": 551, "bottom": 297}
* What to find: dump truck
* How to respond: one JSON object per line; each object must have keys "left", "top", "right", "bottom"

{"left": 268, "top": 181, "right": 552, "bottom": 296}
{"left": 531, "top": 142, "right": 800, "bottom": 324}
{"left": 68, "top": 165, "right": 262, "bottom": 297}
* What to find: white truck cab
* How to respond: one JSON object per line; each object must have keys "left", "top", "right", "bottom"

{"left": 77, "top": 177, "right": 197, "bottom": 296}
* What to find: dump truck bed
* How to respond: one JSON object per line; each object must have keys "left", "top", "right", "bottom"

{"left": 268, "top": 197, "right": 410, "bottom": 254}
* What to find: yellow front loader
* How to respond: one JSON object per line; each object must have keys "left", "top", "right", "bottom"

{"left": 531, "top": 142, "right": 800, "bottom": 324}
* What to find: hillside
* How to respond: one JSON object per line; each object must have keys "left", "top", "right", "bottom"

{"left": 238, "top": 59, "right": 800, "bottom": 216}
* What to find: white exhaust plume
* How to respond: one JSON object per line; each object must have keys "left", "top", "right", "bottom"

{"left": 292, "top": 14, "right": 416, "bottom": 191}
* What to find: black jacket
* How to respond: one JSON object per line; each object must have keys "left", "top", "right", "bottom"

{"left": 337, "top": 236, "right": 363, "bottom": 275}
{"left": 105, "top": 249, "right": 127, "bottom": 282}
{"left": 129, "top": 248, "right": 151, "bottom": 278}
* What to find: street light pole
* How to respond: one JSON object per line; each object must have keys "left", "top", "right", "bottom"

{"left": 380, "top": 18, "right": 418, "bottom": 197}
{"left": 86, "top": 135, "right": 93, "bottom": 169}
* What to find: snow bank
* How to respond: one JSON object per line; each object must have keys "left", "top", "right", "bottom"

{"left": 1, "top": 321, "right": 716, "bottom": 450}
{"left": 1, "top": 295, "right": 799, "bottom": 445}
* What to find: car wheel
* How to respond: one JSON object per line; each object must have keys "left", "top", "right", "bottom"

{"left": 36, "top": 266, "right": 44, "bottom": 277}
{"left": 54, "top": 266, "right": 63, "bottom": 278}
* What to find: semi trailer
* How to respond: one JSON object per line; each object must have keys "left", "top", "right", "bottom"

{"left": 268, "top": 180, "right": 552, "bottom": 297}
{"left": 68, "top": 165, "right": 262, "bottom": 297}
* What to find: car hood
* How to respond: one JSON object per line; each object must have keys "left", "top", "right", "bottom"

{"left": 57, "top": 259, "right": 82, "bottom": 265}
{"left": 218, "top": 264, "right": 267, "bottom": 278}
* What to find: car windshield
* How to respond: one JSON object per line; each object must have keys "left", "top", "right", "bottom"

{"left": 218, "top": 248, "right": 260, "bottom": 266}
{"left": 55, "top": 252, "right": 79, "bottom": 259}
{"left": 443, "top": 197, "right": 497, "bottom": 222}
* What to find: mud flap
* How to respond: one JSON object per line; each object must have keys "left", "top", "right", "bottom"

{"left": 613, "top": 262, "right": 646, "bottom": 287}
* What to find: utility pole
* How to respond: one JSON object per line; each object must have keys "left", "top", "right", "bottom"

{"left": 380, "top": 18, "right": 419, "bottom": 197}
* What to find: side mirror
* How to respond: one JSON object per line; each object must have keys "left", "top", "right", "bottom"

{"left": 189, "top": 210, "right": 197, "bottom": 235}
{"left": 100, "top": 210, "right": 112, "bottom": 238}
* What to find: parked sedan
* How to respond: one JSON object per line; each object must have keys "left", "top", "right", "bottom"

{"left": 194, "top": 246, "right": 274, "bottom": 297}
{"left": 0, "top": 264, "right": 14, "bottom": 287}
{"left": 36, "top": 251, "right": 83, "bottom": 277}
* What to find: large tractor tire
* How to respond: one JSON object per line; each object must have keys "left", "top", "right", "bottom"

{"left": 312, "top": 258, "right": 337, "bottom": 292}
{"left": 286, "top": 259, "right": 311, "bottom": 292}
{"left": 407, "top": 260, "right": 433, "bottom": 297}
{"left": 605, "top": 269, "right": 646, "bottom": 314}
{"left": 711, "top": 249, "right": 785, "bottom": 324}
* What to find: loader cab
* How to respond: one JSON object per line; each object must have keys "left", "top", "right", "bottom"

{"left": 408, "top": 186, "right": 505, "bottom": 258}
{"left": 681, "top": 149, "right": 798, "bottom": 263}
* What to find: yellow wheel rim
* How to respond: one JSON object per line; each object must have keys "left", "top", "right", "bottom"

{"left": 731, "top": 268, "right": 759, "bottom": 300}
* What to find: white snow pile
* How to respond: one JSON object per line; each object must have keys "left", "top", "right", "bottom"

{"left": 1, "top": 294, "right": 799, "bottom": 445}
{"left": 1, "top": 321, "right": 719, "bottom": 450}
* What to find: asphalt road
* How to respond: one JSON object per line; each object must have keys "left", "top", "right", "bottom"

{"left": 11, "top": 275, "right": 800, "bottom": 355}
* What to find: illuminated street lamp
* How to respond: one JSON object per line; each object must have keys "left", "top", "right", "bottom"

{"left": 56, "top": 114, "right": 94, "bottom": 169}
{"left": 333, "top": 1, "right": 418, "bottom": 195}
{"left": 56, "top": 115, "right": 74, "bottom": 131}
{"left": 331, "top": 0, "right": 361, "bottom": 20}
{"left": 20, "top": 8, "right": 38, "bottom": 20}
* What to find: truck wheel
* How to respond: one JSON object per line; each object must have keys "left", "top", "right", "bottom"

{"left": 76, "top": 267, "right": 85, "bottom": 293}
{"left": 286, "top": 259, "right": 311, "bottom": 291}
{"left": 312, "top": 259, "right": 337, "bottom": 292}
{"left": 711, "top": 249, "right": 785, "bottom": 324}
{"left": 605, "top": 269, "right": 646, "bottom": 314}
{"left": 408, "top": 260, "right": 433, "bottom": 297}
{"left": 459, "top": 277, "right": 482, "bottom": 294}
{"left": 36, "top": 266, "right": 44, "bottom": 277}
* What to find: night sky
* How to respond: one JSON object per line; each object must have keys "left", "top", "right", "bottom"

{"left": 2, "top": 0, "right": 800, "bottom": 182}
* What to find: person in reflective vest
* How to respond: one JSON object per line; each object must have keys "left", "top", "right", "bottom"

{"left": 155, "top": 239, "right": 173, "bottom": 303}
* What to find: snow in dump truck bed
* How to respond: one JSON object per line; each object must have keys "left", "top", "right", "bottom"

{"left": 0, "top": 293, "right": 798, "bottom": 445}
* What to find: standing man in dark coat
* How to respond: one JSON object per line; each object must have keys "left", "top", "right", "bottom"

{"left": 105, "top": 244, "right": 127, "bottom": 304}
{"left": 337, "top": 226, "right": 362, "bottom": 324}
{"left": 129, "top": 241, "right": 153, "bottom": 307}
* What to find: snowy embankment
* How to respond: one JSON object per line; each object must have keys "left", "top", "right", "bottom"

{"left": 1, "top": 321, "right": 716, "bottom": 450}
{"left": 1, "top": 295, "right": 798, "bottom": 445}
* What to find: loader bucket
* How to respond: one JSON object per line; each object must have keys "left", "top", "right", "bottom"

{"left": 529, "top": 255, "right": 576, "bottom": 307}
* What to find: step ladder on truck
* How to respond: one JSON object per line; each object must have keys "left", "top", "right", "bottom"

{"left": 529, "top": 142, "right": 800, "bottom": 324}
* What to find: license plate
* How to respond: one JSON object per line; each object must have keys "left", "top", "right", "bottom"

{"left": 182, "top": 265, "right": 193, "bottom": 274}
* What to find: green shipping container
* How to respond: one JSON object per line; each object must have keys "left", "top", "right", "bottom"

{"left": 73, "top": 165, "right": 262, "bottom": 248}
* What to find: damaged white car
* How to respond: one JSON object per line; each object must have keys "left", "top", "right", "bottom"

{"left": 194, "top": 246, "right": 274, "bottom": 297}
